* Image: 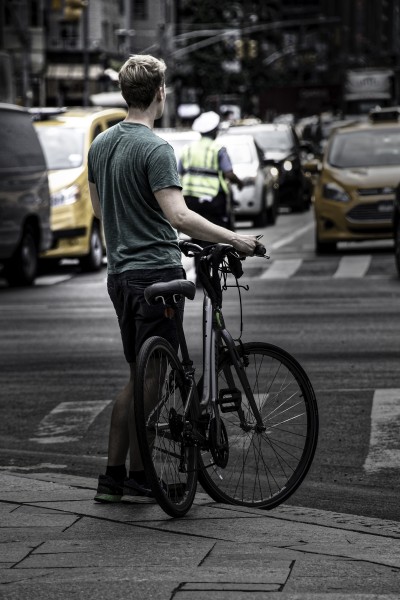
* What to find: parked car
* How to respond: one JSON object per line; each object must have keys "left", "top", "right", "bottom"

{"left": 394, "top": 184, "right": 400, "bottom": 278}
{"left": 0, "top": 103, "right": 51, "bottom": 285}
{"left": 314, "top": 107, "right": 400, "bottom": 254}
{"left": 33, "top": 106, "right": 126, "bottom": 271}
{"left": 217, "top": 133, "right": 279, "bottom": 226}
{"left": 224, "top": 123, "right": 312, "bottom": 212}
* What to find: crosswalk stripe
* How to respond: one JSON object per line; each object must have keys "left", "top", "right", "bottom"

{"left": 35, "top": 274, "right": 73, "bottom": 286}
{"left": 30, "top": 400, "right": 112, "bottom": 444}
{"left": 270, "top": 222, "right": 314, "bottom": 250}
{"left": 364, "top": 389, "right": 400, "bottom": 473}
{"left": 260, "top": 259, "right": 302, "bottom": 279}
{"left": 333, "top": 255, "right": 371, "bottom": 278}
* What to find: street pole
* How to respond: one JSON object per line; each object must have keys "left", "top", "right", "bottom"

{"left": 82, "top": 1, "right": 89, "bottom": 107}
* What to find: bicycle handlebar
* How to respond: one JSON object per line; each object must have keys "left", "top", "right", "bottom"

{"left": 178, "top": 239, "right": 268, "bottom": 260}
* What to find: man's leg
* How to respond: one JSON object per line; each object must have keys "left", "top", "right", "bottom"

{"left": 94, "top": 364, "right": 135, "bottom": 503}
{"left": 129, "top": 356, "right": 163, "bottom": 471}
{"left": 107, "top": 362, "right": 135, "bottom": 466}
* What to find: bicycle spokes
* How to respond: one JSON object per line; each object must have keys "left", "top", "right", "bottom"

{"left": 198, "top": 342, "right": 318, "bottom": 509}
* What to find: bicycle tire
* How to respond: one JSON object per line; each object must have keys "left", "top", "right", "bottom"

{"left": 134, "top": 336, "right": 198, "bottom": 518}
{"left": 198, "top": 342, "right": 318, "bottom": 509}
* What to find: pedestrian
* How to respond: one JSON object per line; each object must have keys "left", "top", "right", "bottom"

{"left": 87, "top": 54, "right": 261, "bottom": 504}
{"left": 178, "top": 110, "right": 243, "bottom": 242}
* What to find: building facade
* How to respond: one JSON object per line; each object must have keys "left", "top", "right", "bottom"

{"left": 0, "top": 0, "right": 399, "bottom": 118}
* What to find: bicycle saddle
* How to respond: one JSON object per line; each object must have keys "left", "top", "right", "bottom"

{"left": 144, "top": 279, "right": 196, "bottom": 305}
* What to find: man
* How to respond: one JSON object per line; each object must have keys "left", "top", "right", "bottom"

{"left": 88, "top": 54, "right": 260, "bottom": 504}
{"left": 178, "top": 110, "right": 242, "bottom": 238}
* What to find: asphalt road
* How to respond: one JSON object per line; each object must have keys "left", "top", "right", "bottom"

{"left": 0, "top": 208, "right": 399, "bottom": 521}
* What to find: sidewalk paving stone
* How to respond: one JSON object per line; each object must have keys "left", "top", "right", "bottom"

{"left": 0, "top": 472, "right": 399, "bottom": 599}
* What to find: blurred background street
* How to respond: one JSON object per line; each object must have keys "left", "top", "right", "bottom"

{"left": 0, "top": 0, "right": 400, "bottom": 526}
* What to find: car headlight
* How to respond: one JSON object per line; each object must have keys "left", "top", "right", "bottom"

{"left": 283, "top": 160, "right": 293, "bottom": 172}
{"left": 51, "top": 184, "right": 81, "bottom": 207}
{"left": 269, "top": 166, "right": 279, "bottom": 178}
{"left": 323, "top": 182, "right": 351, "bottom": 203}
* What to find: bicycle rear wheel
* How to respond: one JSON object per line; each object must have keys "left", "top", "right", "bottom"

{"left": 134, "top": 336, "right": 198, "bottom": 518}
{"left": 198, "top": 342, "right": 318, "bottom": 509}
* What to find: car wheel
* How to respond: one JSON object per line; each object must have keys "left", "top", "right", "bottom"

{"left": 253, "top": 193, "right": 268, "bottom": 228}
{"left": 266, "top": 188, "right": 278, "bottom": 226}
{"left": 4, "top": 225, "right": 38, "bottom": 286}
{"left": 80, "top": 221, "right": 104, "bottom": 272}
{"left": 395, "top": 216, "right": 400, "bottom": 278}
{"left": 315, "top": 231, "right": 336, "bottom": 255}
{"left": 302, "top": 188, "right": 312, "bottom": 211}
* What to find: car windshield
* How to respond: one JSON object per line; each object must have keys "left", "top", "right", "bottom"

{"left": 251, "top": 130, "right": 292, "bottom": 151}
{"left": 328, "top": 128, "right": 400, "bottom": 168}
{"left": 232, "top": 128, "right": 292, "bottom": 151}
{"left": 35, "top": 126, "right": 85, "bottom": 170}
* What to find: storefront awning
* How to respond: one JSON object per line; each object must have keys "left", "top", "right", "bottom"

{"left": 46, "top": 64, "right": 104, "bottom": 80}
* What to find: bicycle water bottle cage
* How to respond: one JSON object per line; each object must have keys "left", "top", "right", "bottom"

{"left": 144, "top": 280, "right": 196, "bottom": 306}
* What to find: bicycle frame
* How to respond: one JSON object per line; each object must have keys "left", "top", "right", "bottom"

{"left": 173, "top": 283, "right": 265, "bottom": 446}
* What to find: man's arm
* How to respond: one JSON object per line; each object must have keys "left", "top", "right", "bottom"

{"left": 219, "top": 146, "right": 243, "bottom": 190}
{"left": 155, "top": 187, "right": 258, "bottom": 256}
{"left": 89, "top": 181, "right": 102, "bottom": 220}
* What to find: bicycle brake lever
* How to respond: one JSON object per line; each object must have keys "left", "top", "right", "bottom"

{"left": 254, "top": 244, "right": 269, "bottom": 258}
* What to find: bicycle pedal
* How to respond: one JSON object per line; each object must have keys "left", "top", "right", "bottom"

{"left": 218, "top": 388, "right": 242, "bottom": 413}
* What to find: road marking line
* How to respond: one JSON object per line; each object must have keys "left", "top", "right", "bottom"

{"left": 261, "top": 259, "right": 302, "bottom": 279}
{"left": 271, "top": 222, "right": 314, "bottom": 250}
{"left": 333, "top": 255, "right": 371, "bottom": 278}
{"left": 364, "top": 389, "right": 400, "bottom": 473}
{"left": 30, "top": 400, "right": 112, "bottom": 444}
{"left": 35, "top": 275, "right": 73, "bottom": 286}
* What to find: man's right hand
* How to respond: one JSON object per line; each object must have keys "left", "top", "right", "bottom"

{"left": 231, "top": 234, "right": 261, "bottom": 256}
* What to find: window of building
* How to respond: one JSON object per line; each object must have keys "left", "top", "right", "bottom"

{"left": 133, "top": 0, "right": 148, "bottom": 20}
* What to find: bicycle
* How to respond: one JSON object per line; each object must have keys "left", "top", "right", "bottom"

{"left": 134, "top": 240, "right": 319, "bottom": 518}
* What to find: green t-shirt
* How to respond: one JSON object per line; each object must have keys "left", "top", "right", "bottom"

{"left": 88, "top": 122, "right": 182, "bottom": 273}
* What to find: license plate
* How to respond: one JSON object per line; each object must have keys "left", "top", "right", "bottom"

{"left": 377, "top": 202, "right": 393, "bottom": 213}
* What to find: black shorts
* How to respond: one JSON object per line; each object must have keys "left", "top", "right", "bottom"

{"left": 107, "top": 266, "right": 186, "bottom": 363}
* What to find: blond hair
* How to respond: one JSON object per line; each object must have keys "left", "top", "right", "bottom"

{"left": 118, "top": 55, "right": 166, "bottom": 110}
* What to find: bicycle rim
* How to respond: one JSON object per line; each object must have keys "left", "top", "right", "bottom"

{"left": 135, "top": 336, "right": 198, "bottom": 518}
{"left": 198, "top": 342, "right": 318, "bottom": 509}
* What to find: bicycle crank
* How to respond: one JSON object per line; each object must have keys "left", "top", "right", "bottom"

{"left": 209, "top": 418, "right": 229, "bottom": 468}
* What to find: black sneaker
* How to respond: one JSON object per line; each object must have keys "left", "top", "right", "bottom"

{"left": 94, "top": 474, "right": 124, "bottom": 503}
{"left": 121, "top": 477, "right": 156, "bottom": 504}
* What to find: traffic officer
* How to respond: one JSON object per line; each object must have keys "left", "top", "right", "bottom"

{"left": 178, "top": 111, "right": 243, "bottom": 239}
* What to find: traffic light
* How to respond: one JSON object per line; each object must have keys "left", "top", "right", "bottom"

{"left": 63, "top": 0, "right": 86, "bottom": 21}
{"left": 234, "top": 39, "right": 244, "bottom": 60}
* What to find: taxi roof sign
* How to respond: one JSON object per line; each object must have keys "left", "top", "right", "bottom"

{"left": 369, "top": 106, "right": 400, "bottom": 123}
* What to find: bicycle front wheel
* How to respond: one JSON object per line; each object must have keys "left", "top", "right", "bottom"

{"left": 134, "top": 336, "right": 198, "bottom": 518}
{"left": 198, "top": 342, "right": 318, "bottom": 509}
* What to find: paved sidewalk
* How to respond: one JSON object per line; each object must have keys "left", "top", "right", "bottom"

{"left": 0, "top": 472, "right": 399, "bottom": 599}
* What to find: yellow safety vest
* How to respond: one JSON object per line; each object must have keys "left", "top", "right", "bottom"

{"left": 180, "top": 137, "right": 229, "bottom": 199}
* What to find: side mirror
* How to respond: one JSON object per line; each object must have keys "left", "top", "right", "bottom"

{"left": 303, "top": 157, "right": 322, "bottom": 174}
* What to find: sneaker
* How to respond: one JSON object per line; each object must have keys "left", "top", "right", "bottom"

{"left": 120, "top": 477, "right": 156, "bottom": 504}
{"left": 94, "top": 474, "right": 124, "bottom": 503}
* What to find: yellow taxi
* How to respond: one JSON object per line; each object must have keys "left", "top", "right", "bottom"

{"left": 33, "top": 107, "right": 126, "bottom": 270}
{"left": 314, "top": 107, "right": 399, "bottom": 253}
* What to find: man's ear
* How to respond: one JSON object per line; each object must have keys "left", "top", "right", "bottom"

{"left": 156, "top": 86, "right": 165, "bottom": 102}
